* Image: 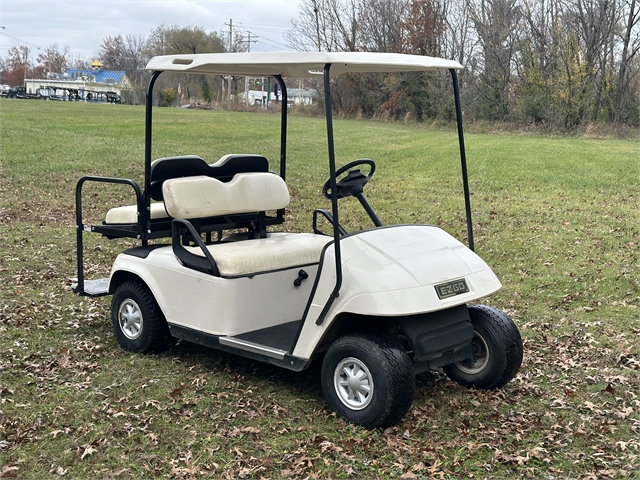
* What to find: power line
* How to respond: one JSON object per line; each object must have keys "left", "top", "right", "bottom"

{"left": 0, "top": 30, "right": 41, "bottom": 49}
{"left": 256, "top": 34, "right": 290, "bottom": 49}
{"left": 240, "top": 22, "right": 290, "bottom": 27}
{"left": 239, "top": 22, "right": 290, "bottom": 30}
{"left": 241, "top": 32, "right": 259, "bottom": 52}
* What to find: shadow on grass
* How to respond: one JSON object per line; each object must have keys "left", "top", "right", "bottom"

{"left": 161, "top": 338, "right": 447, "bottom": 405}
{"left": 167, "top": 339, "right": 325, "bottom": 398}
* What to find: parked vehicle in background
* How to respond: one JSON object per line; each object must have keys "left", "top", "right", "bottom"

{"left": 0, "top": 84, "right": 10, "bottom": 97}
{"left": 6, "top": 86, "right": 41, "bottom": 99}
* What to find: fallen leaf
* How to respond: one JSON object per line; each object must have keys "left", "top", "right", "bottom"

{"left": 81, "top": 446, "right": 97, "bottom": 460}
{"left": 601, "top": 383, "right": 615, "bottom": 395}
{"left": 0, "top": 466, "right": 19, "bottom": 478}
{"left": 400, "top": 472, "right": 418, "bottom": 479}
{"left": 169, "top": 384, "right": 185, "bottom": 399}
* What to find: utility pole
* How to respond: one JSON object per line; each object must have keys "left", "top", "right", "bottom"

{"left": 242, "top": 31, "right": 258, "bottom": 105}
{"left": 24, "top": 47, "right": 28, "bottom": 87}
{"left": 224, "top": 18, "right": 233, "bottom": 108}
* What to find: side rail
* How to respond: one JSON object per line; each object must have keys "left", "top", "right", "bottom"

{"left": 73, "top": 176, "right": 144, "bottom": 297}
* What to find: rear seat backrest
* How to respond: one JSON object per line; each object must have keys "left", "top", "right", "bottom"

{"left": 149, "top": 154, "right": 270, "bottom": 201}
{"left": 162, "top": 172, "right": 290, "bottom": 219}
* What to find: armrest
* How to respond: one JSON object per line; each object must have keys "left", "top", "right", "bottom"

{"left": 171, "top": 219, "right": 220, "bottom": 276}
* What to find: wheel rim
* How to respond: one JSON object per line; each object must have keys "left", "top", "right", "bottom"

{"left": 334, "top": 357, "right": 374, "bottom": 410}
{"left": 118, "top": 299, "right": 143, "bottom": 340}
{"left": 455, "top": 332, "right": 490, "bottom": 375}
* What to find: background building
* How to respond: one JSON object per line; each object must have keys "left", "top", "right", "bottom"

{"left": 24, "top": 60, "right": 131, "bottom": 101}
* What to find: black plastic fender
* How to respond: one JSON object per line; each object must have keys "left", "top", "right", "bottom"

{"left": 395, "top": 304, "right": 474, "bottom": 363}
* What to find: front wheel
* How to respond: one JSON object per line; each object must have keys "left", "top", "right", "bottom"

{"left": 111, "top": 281, "right": 172, "bottom": 353}
{"left": 444, "top": 305, "right": 523, "bottom": 389}
{"left": 321, "top": 332, "right": 415, "bottom": 429}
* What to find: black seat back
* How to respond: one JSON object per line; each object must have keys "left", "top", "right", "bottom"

{"left": 149, "top": 154, "right": 270, "bottom": 201}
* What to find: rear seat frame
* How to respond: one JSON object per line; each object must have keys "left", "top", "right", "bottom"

{"left": 74, "top": 71, "right": 293, "bottom": 296}
{"left": 74, "top": 154, "right": 286, "bottom": 296}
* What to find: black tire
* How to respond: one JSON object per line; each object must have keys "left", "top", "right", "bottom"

{"left": 321, "top": 332, "right": 415, "bottom": 429}
{"left": 111, "top": 281, "right": 172, "bottom": 353}
{"left": 444, "top": 304, "right": 523, "bottom": 389}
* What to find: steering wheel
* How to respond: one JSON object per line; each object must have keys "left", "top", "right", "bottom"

{"left": 322, "top": 159, "right": 376, "bottom": 200}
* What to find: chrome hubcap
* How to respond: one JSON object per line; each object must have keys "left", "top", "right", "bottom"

{"left": 118, "top": 299, "right": 143, "bottom": 340}
{"left": 334, "top": 357, "right": 374, "bottom": 410}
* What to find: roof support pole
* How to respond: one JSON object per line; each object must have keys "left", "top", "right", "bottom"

{"left": 274, "top": 75, "right": 288, "bottom": 181}
{"left": 316, "top": 63, "right": 342, "bottom": 326}
{"left": 450, "top": 69, "right": 474, "bottom": 252}
{"left": 274, "top": 74, "right": 288, "bottom": 222}
{"left": 143, "top": 70, "right": 162, "bottom": 243}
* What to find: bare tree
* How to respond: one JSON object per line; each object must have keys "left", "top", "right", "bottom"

{"left": 469, "top": 0, "right": 523, "bottom": 119}
{"left": 443, "top": 0, "right": 478, "bottom": 66}
{"left": 144, "top": 25, "right": 226, "bottom": 103}
{"left": 123, "top": 34, "right": 148, "bottom": 84}
{"left": 36, "top": 44, "right": 69, "bottom": 75}
{"left": 614, "top": 0, "right": 640, "bottom": 122}
{"left": 566, "top": 0, "right": 619, "bottom": 120}
{"left": 360, "top": 0, "right": 408, "bottom": 52}
{"left": 99, "top": 35, "right": 128, "bottom": 70}
{"left": 281, "top": 0, "right": 638, "bottom": 126}
{"left": 285, "top": 0, "right": 331, "bottom": 51}
{"left": 286, "top": 0, "right": 362, "bottom": 52}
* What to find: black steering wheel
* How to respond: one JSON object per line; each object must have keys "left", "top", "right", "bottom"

{"left": 322, "top": 159, "right": 376, "bottom": 200}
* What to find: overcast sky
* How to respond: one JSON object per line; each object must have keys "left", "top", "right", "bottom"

{"left": 0, "top": 0, "right": 303, "bottom": 61}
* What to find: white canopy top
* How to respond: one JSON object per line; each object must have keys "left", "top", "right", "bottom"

{"left": 145, "top": 52, "right": 462, "bottom": 78}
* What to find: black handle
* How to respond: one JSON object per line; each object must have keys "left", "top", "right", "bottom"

{"left": 294, "top": 269, "right": 309, "bottom": 287}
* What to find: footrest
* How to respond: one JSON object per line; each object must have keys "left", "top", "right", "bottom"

{"left": 71, "top": 278, "right": 110, "bottom": 297}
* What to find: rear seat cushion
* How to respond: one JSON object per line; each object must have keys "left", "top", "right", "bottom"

{"left": 163, "top": 172, "right": 289, "bottom": 219}
{"left": 185, "top": 233, "right": 332, "bottom": 277}
{"left": 105, "top": 202, "right": 169, "bottom": 225}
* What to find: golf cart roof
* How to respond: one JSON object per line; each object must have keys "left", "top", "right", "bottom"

{"left": 145, "top": 52, "right": 462, "bottom": 78}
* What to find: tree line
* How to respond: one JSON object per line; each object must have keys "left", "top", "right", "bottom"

{"left": 1, "top": 0, "right": 638, "bottom": 129}
{"left": 288, "top": 0, "right": 639, "bottom": 128}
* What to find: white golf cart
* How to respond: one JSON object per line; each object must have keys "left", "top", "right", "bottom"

{"left": 73, "top": 52, "right": 523, "bottom": 428}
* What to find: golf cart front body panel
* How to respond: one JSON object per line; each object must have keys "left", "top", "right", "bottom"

{"left": 292, "top": 225, "right": 501, "bottom": 359}
{"left": 110, "top": 247, "right": 320, "bottom": 339}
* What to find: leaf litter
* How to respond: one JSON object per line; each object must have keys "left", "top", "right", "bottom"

{"left": 1, "top": 108, "right": 638, "bottom": 478}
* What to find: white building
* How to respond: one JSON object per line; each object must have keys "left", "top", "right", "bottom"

{"left": 24, "top": 60, "right": 131, "bottom": 101}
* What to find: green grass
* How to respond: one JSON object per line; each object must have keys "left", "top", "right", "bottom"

{"left": 1, "top": 98, "right": 639, "bottom": 478}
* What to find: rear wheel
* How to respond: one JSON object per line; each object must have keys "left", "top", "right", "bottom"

{"left": 321, "top": 332, "right": 415, "bottom": 429}
{"left": 111, "top": 281, "right": 172, "bottom": 353}
{"left": 444, "top": 305, "right": 523, "bottom": 389}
